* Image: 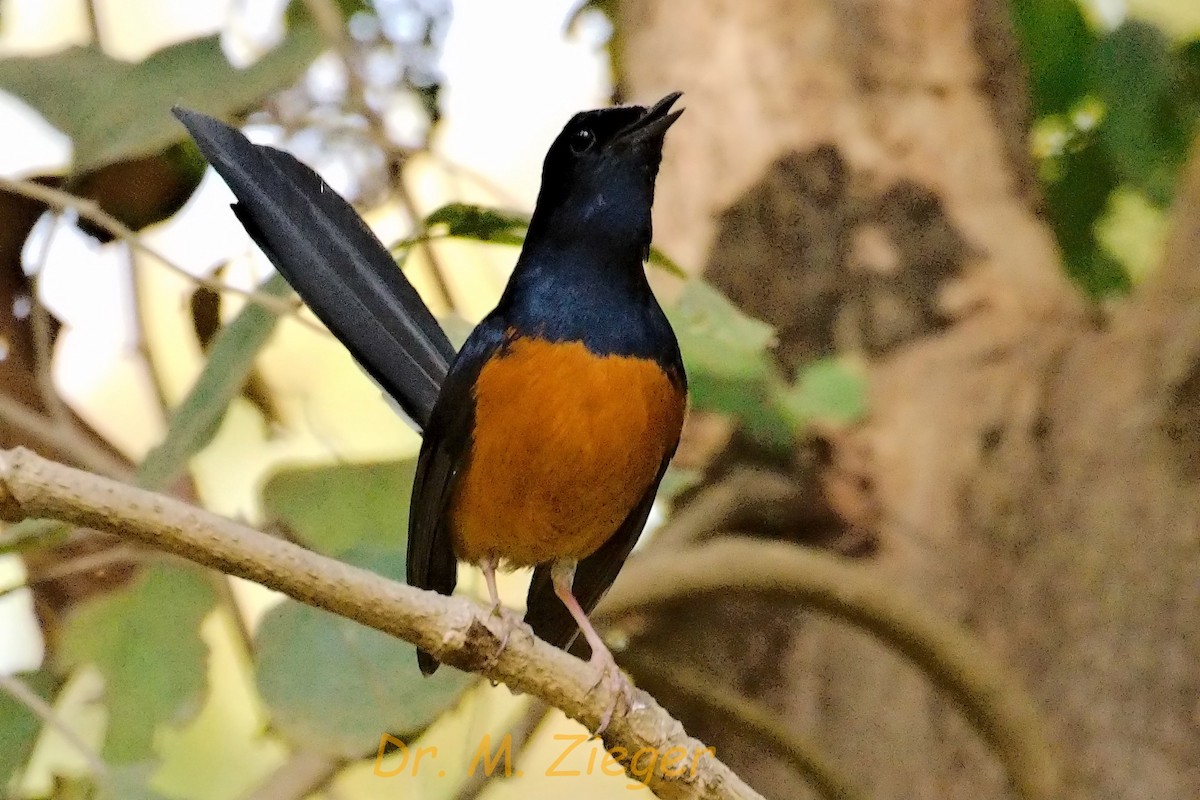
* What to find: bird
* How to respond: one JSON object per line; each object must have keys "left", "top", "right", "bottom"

{"left": 174, "top": 92, "right": 686, "bottom": 731}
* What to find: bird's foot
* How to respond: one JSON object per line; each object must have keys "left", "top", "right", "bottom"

{"left": 584, "top": 648, "right": 634, "bottom": 736}
{"left": 484, "top": 603, "right": 532, "bottom": 670}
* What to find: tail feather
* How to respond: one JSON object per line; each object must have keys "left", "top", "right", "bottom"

{"left": 173, "top": 107, "right": 454, "bottom": 428}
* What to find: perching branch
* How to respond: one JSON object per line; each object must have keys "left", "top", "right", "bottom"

{"left": 0, "top": 446, "right": 761, "bottom": 800}
{"left": 599, "top": 539, "right": 1065, "bottom": 800}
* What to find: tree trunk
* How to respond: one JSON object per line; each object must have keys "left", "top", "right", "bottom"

{"left": 612, "top": 0, "right": 1200, "bottom": 797}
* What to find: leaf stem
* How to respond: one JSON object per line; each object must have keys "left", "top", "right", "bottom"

{"left": 0, "top": 671, "right": 111, "bottom": 782}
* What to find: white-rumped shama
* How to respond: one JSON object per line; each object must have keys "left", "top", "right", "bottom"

{"left": 174, "top": 93, "right": 686, "bottom": 730}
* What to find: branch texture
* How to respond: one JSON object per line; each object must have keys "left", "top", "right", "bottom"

{"left": 0, "top": 447, "right": 760, "bottom": 800}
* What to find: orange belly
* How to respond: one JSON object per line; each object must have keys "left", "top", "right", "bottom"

{"left": 448, "top": 335, "right": 685, "bottom": 567}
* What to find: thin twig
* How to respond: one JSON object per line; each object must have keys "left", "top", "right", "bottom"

{"left": 0, "top": 545, "right": 148, "bottom": 603}
{"left": 83, "top": 0, "right": 103, "bottom": 45}
{"left": 0, "top": 671, "right": 110, "bottom": 781}
{"left": 5, "top": 217, "right": 138, "bottom": 488}
{"left": 454, "top": 698, "right": 552, "bottom": 800}
{"left": 599, "top": 539, "right": 1064, "bottom": 800}
{"left": 391, "top": 175, "right": 456, "bottom": 310}
{"left": 26, "top": 216, "right": 72, "bottom": 424}
{"left": 0, "top": 394, "right": 134, "bottom": 481}
{"left": 0, "top": 177, "right": 316, "bottom": 328}
{"left": 210, "top": 573, "right": 257, "bottom": 661}
{"left": 649, "top": 468, "right": 801, "bottom": 551}
{"left": 127, "top": 247, "right": 172, "bottom": 418}
{"left": 245, "top": 748, "right": 344, "bottom": 800}
{"left": 0, "top": 446, "right": 763, "bottom": 800}
{"left": 299, "top": 0, "right": 456, "bottom": 310}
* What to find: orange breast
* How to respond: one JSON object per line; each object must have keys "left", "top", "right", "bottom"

{"left": 448, "top": 335, "right": 685, "bottom": 567}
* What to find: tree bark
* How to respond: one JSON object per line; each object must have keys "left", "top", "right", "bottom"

{"left": 613, "top": 0, "right": 1200, "bottom": 798}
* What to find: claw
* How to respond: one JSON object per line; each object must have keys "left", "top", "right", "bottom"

{"left": 484, "top": 603, "right": 533, "bottom": 670}
{"left": 586, "top": 649, "right": 633, "bottom": 736}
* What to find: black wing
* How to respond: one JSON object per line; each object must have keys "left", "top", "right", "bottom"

{"left": 523, "top": 457, "right": 672, "bottom": 656}
{"left": 409, "top": 318, "right": 507, "bottom": 674}
{"left": 173, "top": 108, "right": 455, "bottom": 429}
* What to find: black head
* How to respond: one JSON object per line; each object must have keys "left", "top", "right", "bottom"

{"left": 524, "top": 92, "right": 683, "bottom": 258}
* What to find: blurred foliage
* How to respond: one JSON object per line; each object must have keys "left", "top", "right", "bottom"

{"left": 1013, "top": 1, "right": 1200, "bottom": 296}
{"left": 284, "top": 0, "right": 448, "bottom": 127}
{"left": 255, "top": 597, "right": 474, "bottom": 758}
{"left": 423, "top": 202, "right": 529, "bottom": 246}
{"left": 0, "top": 28, "right": 326, "bottom": 173}
{"left": 0, "top": 670, "right": 55, "bottom": 783}
{"left": 259, "top": 462, "right": 474, "bottom": 758}
{"left": 777, "top": 359, "right": 869, "bottom": 430}
{"left": 0, "top": 0, "right": 353, "bottom": 279}
{"left": 666, "top": 281, "right": 792, "bottom": 448}
{"left": 138, "top": 275, "right": 292, "bottom": 492}
{"left": 58, "top": 566, "right": 215, "bottom": 763}
{"left": 5, "top": 0, "right": 1197, "bottom": 798}
{"left": 261, "top": 459, "right": 418, "bottom": 556}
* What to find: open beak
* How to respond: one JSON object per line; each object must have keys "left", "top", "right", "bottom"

{"left": 616, "top": 91, "right": 684, "bottom": 145}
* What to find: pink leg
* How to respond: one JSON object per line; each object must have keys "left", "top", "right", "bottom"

{"left": 479, "top": 557, "right": 528, "bottom": 666}
{"left": 481, "top": 556, "right": 503, "bottom": 612}
{"left": 551, "top": 560, "right": 633, "bottom": 735}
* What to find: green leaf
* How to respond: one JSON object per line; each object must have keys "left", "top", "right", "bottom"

{"left": 419, "top": 202, "right": 687, "bottom": 276}
{"left": 667, "top": 281, "right": 776, "bottom": 367}
{"left": 0, "top": 670, "right": 56, "bottom": 785}
{"left": 1090, "top": 21, "right": 1192, "bottom": 203}
{"left": 1178, "top": 40, "right": 1200, "bottom": 104}
{"left": 776, "top": 358, "right": 868, "bottom": 431}
{"left": 285, "top": 0, "right": 369, "bottom": 26}
{"left": 59, "top": 566, "right": 215, "bottom": 763}
{"left": 1009, "top": 0, "right": 1096, "bottom": 114}
{"left": 97, "top": 762, "right": 169, "bottom": 800}
{"left": 0, "top": 519, "right": 70, "bottom": 554}
{"left": 255, "top": 566, "right": 474, "bottom": 757}
{"left": 261, "top": 460, "right": 417, "bottom": 556}
{"left": 647, "top": 245, "right": 686, "bottom": 278}
{"left": 137, "top": 274, "right": 291, "bottom": 491}
{"left": 1041, "top": 133, "right": 1129, "bottom": 297}
{"left": 666, "top": 281, "right": 791, "bottom": 447}
{"left": 424, "top": 202, "right": 529, "bottom": 245}
{"left": 1095, "top": 186, "right": 1169, "bottom": 283}
{"left": 0, "top": 11, "right": 324, "bottom": 173}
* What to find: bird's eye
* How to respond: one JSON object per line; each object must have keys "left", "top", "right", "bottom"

{"left": 569, "top": 128, "right": 595, "bottom": 154}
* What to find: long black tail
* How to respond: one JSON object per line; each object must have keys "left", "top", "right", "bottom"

{"left": 172, "top": 108, "right": 454, "bottom": 429}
